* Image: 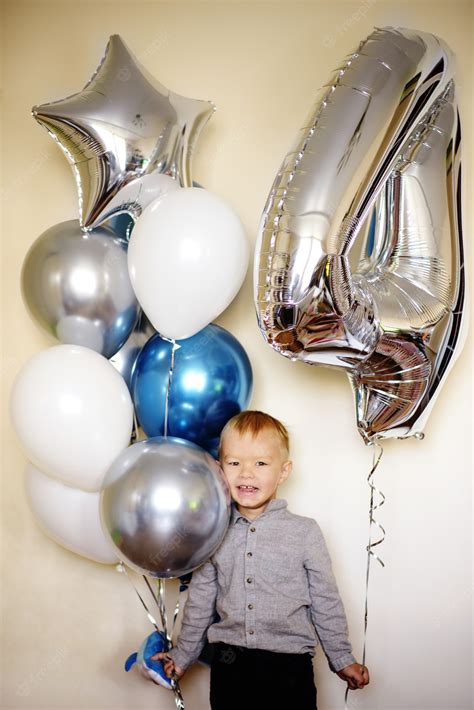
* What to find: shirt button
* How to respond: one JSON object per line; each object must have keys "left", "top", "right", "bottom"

{"left": 247, "top": 552, "right": 252, "bottom": 558}
{"left": 248, "top": 630, "right": 254, "bottom": 635}
{"left": 246, "top": 577, "right": 252, "bottom": 584}
{"left": 250, "top": 526, "right": 256, "bottom": 532}
{"left": 248, "top": 603, "right": 254, "bottom": 610}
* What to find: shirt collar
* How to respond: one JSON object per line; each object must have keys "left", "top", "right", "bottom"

{"left": 231, "top": 498, "right": 288, "bottom": 525}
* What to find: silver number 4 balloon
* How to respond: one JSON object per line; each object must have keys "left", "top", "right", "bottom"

{"left": 33, "top": 35, "right": 214, "bottom": 229}
{"left": 254, "top": 27, "right": 466, "bottom": 442}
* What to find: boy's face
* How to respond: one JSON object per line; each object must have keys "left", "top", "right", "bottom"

{"left": 220, "top": 428, "right": 292, "bottom": 520}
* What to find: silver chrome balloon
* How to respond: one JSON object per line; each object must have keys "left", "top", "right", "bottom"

{"left": 32, "top": 35, "right": 214, "bottom": 229}
{"left": 109, "top": 311, "right": 155, "bottom": 392}
{"left": 100, "top": 437, "right": 231, "bottom": 578}
{"left": 21, "top": 220, "right": 139, "bottom": 359}
{"left": 254, "top": 27, "right": 466, "bottom": 442}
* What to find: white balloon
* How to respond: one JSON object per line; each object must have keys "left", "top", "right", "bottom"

{"left": 128, "top": 187, "right": 249, "bottom": 339}
{"left": 25, "top": 464, "right": 118, "bottom": 564}
{"left": 10, "top": 344, "right": 133, "bottom": 491}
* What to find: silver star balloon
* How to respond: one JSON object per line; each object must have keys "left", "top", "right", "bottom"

{"left": 32, "top": 35, "right": 215, "bottom": 229}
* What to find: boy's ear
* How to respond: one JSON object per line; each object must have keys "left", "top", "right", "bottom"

{"left": 279, "top": 460, "right": 292, "bottom": 483}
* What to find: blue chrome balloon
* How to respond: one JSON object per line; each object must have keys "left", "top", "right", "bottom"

{"left": 106, "top": 213, "right": 135, "bottom": 240}
{"left": 133, "top": 324, "right": 253, "bottom": 455}
{"left": 109, "top": 311, "right": 155, "bottom": 392}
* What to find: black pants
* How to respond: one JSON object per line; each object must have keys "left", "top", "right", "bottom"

{"left": 209, "top": 642, "right": 317, "bottom": 710}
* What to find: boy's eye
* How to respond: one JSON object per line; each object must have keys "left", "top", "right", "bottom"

{"left": 256, "top": 461, "right": 267, "bottom": 466}
{"left": 227, "top": 461, "right": 239, "bottom": 466}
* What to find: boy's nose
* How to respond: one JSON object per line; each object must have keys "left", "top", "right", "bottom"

{"left": 241, "top": 470, "right": 256, "bottom": 480}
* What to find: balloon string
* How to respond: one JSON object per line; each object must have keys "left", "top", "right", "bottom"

{"left": 130, "top": 407, "right": 140, "bottom": 444}
{"left": 158, "top": 578, "right": 187, "bottom": 710}
{"left": 142, "top": 576, "right": 167, "bottom": 637}
{"left": 152, "top": 578, "right": 186, "bottom": 709}
{"left": 170, "top": 675, "right": 186, "bottom": 710}
{"left": 344, "top": 443, "right": 384, "bottom": 709}
{"left": 162, "top": 338, "right": 179, "bottom": 438}
{"left": 119, "top": 563, "right": 162, "bottom": 633}
{"left": 147, "top": 577, "right": 186, "bottom": 708}
{"left": 362, "top": 443, "right": 385, "bottom": 661}
{"left": 143, "top": 576, "right": 187, "bottom": 648}
{"left": 118, "top": 564, "right": 186, "bottom": 709}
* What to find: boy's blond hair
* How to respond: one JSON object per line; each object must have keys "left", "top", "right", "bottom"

{"left": 219, "top": 410, "right": 290, "bottom": 456}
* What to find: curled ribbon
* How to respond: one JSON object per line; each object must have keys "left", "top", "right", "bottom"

{"left": 130, "top": 407, "right": 140, "bottom": 444}
{"left": 120, "top": 336, "right": 185, "bottom": 706}
{"left": 118, "top": 563, "right": 186, "bottom": 709}
{"left": 345, "top": 443, "right": 384, "bottom": 708}
{"left": 161, "top": 337, "right": 180, "bottom": 438}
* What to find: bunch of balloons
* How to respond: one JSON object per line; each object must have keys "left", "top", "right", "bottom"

{"left": 11, "top": 35, "right": 253, "bottom": 578}
{"left": 255, "top": 27, "right": 466, "bottom": 443}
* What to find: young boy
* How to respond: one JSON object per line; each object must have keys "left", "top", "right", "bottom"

{"left": 153, "top": 411, "right": 369, "bottom": 709}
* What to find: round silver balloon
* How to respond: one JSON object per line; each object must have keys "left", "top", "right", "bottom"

{"left": 254, "top": 27, "right": 466, "bottom": 442}
{"left": 109, "top": 311, "right": 155, "bottom": 392}
{"left": 32, "top": 35, "right": 214, "bottom": 229}
{"left": 21, "top": 220, "right": 139, "bottom": 359}
{"left": 100, "top": 437, "right": 231, "bottom": 578}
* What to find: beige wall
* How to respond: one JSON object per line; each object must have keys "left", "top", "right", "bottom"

{"left": 1, "top": 1, "right": 472, "bottom": 709}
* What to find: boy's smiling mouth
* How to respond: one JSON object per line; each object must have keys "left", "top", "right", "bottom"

{"left": 237, "top": 485, "right": 259, "bottom": 494}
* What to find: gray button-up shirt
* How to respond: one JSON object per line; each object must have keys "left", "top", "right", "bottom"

{"left": 168, "top": 499, "right": 356, "bottom": 673}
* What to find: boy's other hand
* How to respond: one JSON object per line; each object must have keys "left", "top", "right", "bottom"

{"left": 150, "top": 651, "right": 185, "bottom": 680}
{"left": 336, "top": 663, "right": 370, "bottom": 689}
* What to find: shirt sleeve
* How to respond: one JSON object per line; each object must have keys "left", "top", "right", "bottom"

{"left": 167, "top": 559, "right": 218, "bottom": 671}
{"left": 304, "top": 519, "right": 356, "bottom": 673}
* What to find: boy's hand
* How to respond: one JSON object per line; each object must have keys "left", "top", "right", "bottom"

{"left": 336, "top": 663, "right": 370, "bottom": 689}
{"left": 150, "top": 651, "right": 185, "bottom": 680}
